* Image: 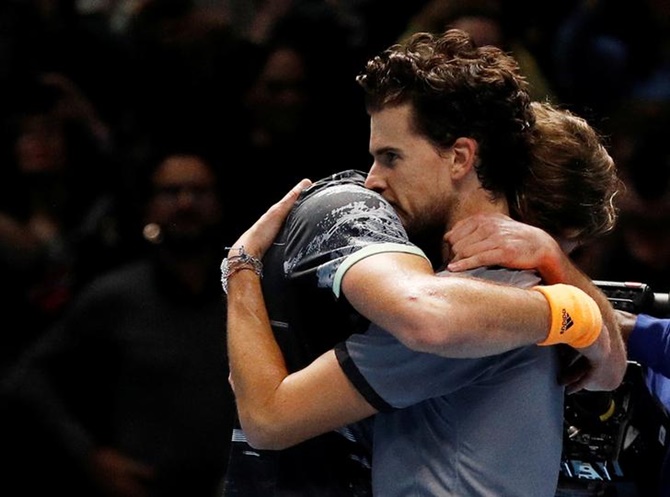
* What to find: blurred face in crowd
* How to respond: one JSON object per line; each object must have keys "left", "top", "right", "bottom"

{"left": 15, "top": 113, "right": 67, "bottom": 174}
{"left": 449, "top": 16, "right": 503, "bottom": 48}
{"left": 245, "top": 46, "right": 310, "bottom": 141}
{"left": 145, "top": 154, "right": 223, "bottom": 252}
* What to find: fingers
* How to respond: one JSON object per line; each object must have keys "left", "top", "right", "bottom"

{"left": 291, "top": 178, "right": 313, "bottom": 197}
{"left": 273, "top": 178, "right": 312, "bottom": 213}
{"left": 445, "top": 214, "right": 507, "bottom": 271}
{"left": 230, "top": 179, "right": 312, "bottom": 258}
{"left": 445, "top": 223, "right": 475, "bottom": 244}
{"left": 566, "top": 378, "right": 587, "bottom": 395}
{"left": 444, "top": 217, "right": 483, "bottom": 247}
{"left": 448, "top": 230, "right": 493, "bottom": 256}
{"left": 447, "top": 247, "right": 501, "bottom": 272}
{"left": 559, "top": 356, "right": 590, "bottom": 393}
{"left": 261, "top": 178, "right": 312, "bottom": 230}
{"left": 447, "top": 225, "right": 504, "bottom": 271}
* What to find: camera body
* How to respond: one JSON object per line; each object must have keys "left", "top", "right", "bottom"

{"left": 592, "top": 280, "right": 670, "bottom": 317}
{"left": 556, "top": 281, "right": 670, "bottom": 497}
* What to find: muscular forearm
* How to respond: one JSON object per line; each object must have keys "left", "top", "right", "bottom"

{"left": 533, "top": 248, "right": 627, "bottom": 389}
{"left": 405, "top": 276, "right": 553, "bottom": 357}
{"left": 224, "top": 177, "right": 379, "bottom": 449}
{"left": 341, "top": 253, "right": 552, "bottom": 357}
{"left": 437, "top": 213, "right": 624, "bottom": 388}
{"left": 227, "top": 270, "right": 290, "bottom": 445}
{"left": 227, "top": 270, "right": 376, "bottom": 449}
{"left": 445, "top": 212, "right": 619, "bottom": 341}
{"left": 542, "top": 251, "right": 624, "bottom": 354}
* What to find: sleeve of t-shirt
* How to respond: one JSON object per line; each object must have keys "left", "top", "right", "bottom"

{"left": 283, "top": 178, "right": 428, "bottom": 297}
{"left": 334, "top": 324, "right": 503, "bottom": 411}
{"left": 335, "top": 325, "right": 537, "bottom": 412}
{"left": 628, "top": 314, "right": 670, "bottom": 378}
{"left": 334, "top": 268, "right": 543, "bottom": 411}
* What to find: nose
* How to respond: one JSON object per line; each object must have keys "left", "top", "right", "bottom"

{"left": 364, "top": 162, "right": 385, "bottom": 193}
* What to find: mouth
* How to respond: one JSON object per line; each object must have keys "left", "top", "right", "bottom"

{"left": 389, "top": 204, "right": 409, "bottom": 226}
{"left": 380, "top": 192, "right": 395, "bottom": 207}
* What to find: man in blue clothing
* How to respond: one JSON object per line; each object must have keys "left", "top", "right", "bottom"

{"left": 618, "top": 311, "right": 670, "bottom": 496}
{"left": 623, "top": 313, "right": 670, "bottom": 408}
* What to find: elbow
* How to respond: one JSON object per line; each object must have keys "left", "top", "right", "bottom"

{"left": 244, "top": 431, "right": 285, "bottom": 451}
{"left": 392, "top": 318, "right": 464, "bottom": 355}
{"left": 395, "top": 324, "right": 440, "bottom": 353}
{"left": 387, "top": 281, "right": 470, "bottom": 355}
{"left": 238, "top": 410, "right": 295, "bottom": 451}
{"left": 244, "top": 429, "right": 291, "bottom": 451}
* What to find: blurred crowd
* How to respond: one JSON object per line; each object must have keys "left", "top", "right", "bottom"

{"left": 0, "top": 0, "right": 669, "bottom": 496}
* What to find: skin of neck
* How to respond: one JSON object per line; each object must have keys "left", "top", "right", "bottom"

{"left": 441, "top": 175, "right": 510, "bottom": 266}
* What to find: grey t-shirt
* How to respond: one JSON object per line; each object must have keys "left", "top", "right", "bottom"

{"left": 336, "top": 267, "right": 564, "bottom": 497}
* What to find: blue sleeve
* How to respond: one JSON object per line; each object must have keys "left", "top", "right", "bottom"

{"left": 627, "top": 314, "right": 670, "bottom": 378}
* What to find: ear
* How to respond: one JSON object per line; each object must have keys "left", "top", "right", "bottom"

{"left": 450, "top": 137, "right": 478, "bottom": 180}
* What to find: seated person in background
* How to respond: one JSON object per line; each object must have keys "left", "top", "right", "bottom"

{"left": 1, "top": 149, "right": 236, "bottom": 497}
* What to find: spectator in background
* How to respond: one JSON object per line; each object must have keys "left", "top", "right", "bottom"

{"left": 0, "top": 0, "right": 132, "bottom": 136}
{"left": 0, "top": 150, "right": 236, "bottom": 497}
{"left": 121, "top": 0, "right": 256, "bottom": 160}
{"left": 228, "top": 8, "right": 369, "bottom": 234}
{"left": 572, "top": 100, "right": 670, "bottom": 293}
{"left": 398, "top": 0, "right": 556, "bottom": 101}
{"left": 0, "top": 74, "right": 121, "bottom": 373}
{"left": 550, "top": 0, "right": 670, "bottom": 121}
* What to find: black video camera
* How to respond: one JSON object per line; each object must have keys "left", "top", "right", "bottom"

{"left": 557, "top": 281, "right": 670, "bottom": 497}
{"left": 592, "top": 280, "right": 670, "bottom": 317}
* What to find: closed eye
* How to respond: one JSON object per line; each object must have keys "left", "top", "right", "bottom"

{"left": 374, "top": 150, "right": 400, "bottom": 168}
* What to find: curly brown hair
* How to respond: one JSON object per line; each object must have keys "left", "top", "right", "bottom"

{"left": 356, "top": 29, "right": 534, "bottom": 203}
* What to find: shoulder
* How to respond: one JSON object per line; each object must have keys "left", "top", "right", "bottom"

{"left": 295, "top": 170, "right": 392, "bottom": 217}
{"left": 285, "top": 170, "right": 410, "bottom": 260}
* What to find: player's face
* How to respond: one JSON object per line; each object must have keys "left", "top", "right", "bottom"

{"left": 365, "top": 103, "right": 455, "bottom": 237}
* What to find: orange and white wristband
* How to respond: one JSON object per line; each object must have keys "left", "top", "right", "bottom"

{"left": 533, "top": 284, "right": 602, "bottom": 349}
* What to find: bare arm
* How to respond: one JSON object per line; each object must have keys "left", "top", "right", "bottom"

{"left": 615, "top": 310, "right": 636, "bottom": 343}
{"left": 227, "top": 270, "right": 377, "bottom": 449}
{"left": 340, "top": 253, "right": 551, "bottom": 357}
{"left": 444, "top": 212, "right": 626, "bottom": 390}
{"left": 226, "top": 179, "right": 376, "bottom": 449}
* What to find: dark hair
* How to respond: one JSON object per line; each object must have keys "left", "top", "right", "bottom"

{"left": 356, "top": 29, "right": 534, "bottom": 202}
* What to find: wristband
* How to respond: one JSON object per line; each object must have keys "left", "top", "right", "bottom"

{"left": 533, "top": 284, "right": 602, "bottom": 348}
